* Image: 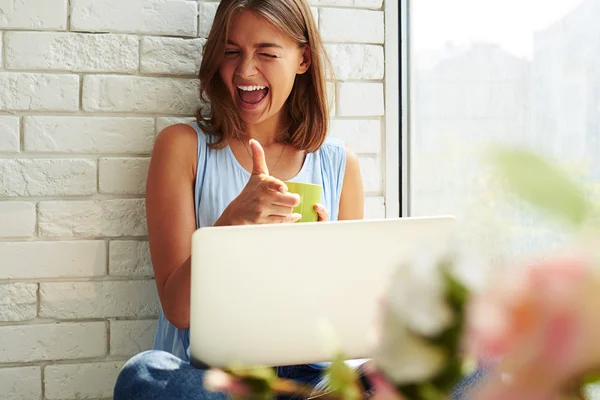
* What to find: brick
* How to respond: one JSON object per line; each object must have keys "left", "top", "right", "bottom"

{"left": 320, "top": 8, "right": 384, "bottom": 44}
{"left": 40, "top": 281, "right": 159, "bottom": 319}
{"left": 109, "top": 241, "right": 153, "bottom": 277}
{"left": 0, "top": 241, "right": 106, "bottom": 280}
{"left": 24, "top": 116, "right": 155, "bottom": 154}
{"left": 83, "top": 75, "right": 201, "bottom": 114}
{"left": 0, "top": 283, "right": 37, "bottom": 322}
{"left": 327, "top": 81, "right": 336, "bottom": 116}
{"left": 141, "top": 37, "right": 205, "bottom": 75}
{"left": 330, "top": 119, "right": 381, "bottom": 154}
{"left": 198, "top": 1, "right": 218, "bottom": 38}
{"left": 317, "top": 0, "right": 382, "bottom": 8}
{"left": 0, "top": 116, "right": 19, "bottom": 153}
{"left": 338, "top": 82, "right": 384, "bottom": 116}
{"left": 0, "top": 0, "right": 67, "bottom": 30}
{"left": 5, "top": 32, "right": 139, "bottom": 73}
{"left": 364, "top": 196, "right": 385, "bottom": 219}
{"left": 0, "top": 322, "right": 106, "bottom": 363}
{"left": 44, "top": 362, "right": 124, "bottom": 400}
{"left": 99, "top": 158, "right": 150, "bottom": 195}
{"left": 311, "top": 7, "right": 319, "bottom": 27}
{"left": 156, "top": 117, "right": 196, "bottom": 134}
{"left": 0, "top": 73, "right": 79, "bottom": 112}
{"left": 110, "top": 320, "right": 157, "bottom": 356}
{"left": 71, "top": 0, "right": 197, "bottom": 37}
{"left": 0, "top": 159, "right": 97, "bottom": 196}
{"left": 325, "top": 44, "right": 384, "bottom": 80}
{"left": 0, "top": 202, "right": 35, "bottom": 237}
{"left": 0, "top": 367, "right": 41, "bottom": 400}
{"left": 38, "top": 199, "right": 147, "bottom": 237}
{"left": 359, "top": 156, "right": 381, "bottom": 193}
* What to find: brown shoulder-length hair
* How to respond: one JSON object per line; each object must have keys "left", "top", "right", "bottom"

{"left": 195, "top": 0, "right": 332, "bottom": 153}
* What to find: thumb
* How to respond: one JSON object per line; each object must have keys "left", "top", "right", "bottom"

{"left": 250, "top": 139, "right": 269, "bottom": 176}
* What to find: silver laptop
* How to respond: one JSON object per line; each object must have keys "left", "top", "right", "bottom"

{"left": 189, "top": 216, "right": 456, "bottom": 368}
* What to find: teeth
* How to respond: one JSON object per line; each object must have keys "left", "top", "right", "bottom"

{"left": 237, "top": 85, "right": 267, "bottom": 92}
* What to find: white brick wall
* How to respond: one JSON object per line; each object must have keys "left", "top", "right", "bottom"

{"left": 38, "top": 199, "right": 147, "bottom": 237}
{"left": 141, "top": 37, "right": 206, "bottom": 75}
{"left": 99, "top": 158, "right": 151, "bottom": 194}
{"left": 0, "top": 0, "right": 391, "bottom": 397}
{"left": 0, "top": 367, "right": 42, "bottom": 400}
{"left": 44, "top": 362, "right": 125, "bottom": 400}
{"left": 82, "top": 75, "right": 201, "bottom": 113}
{"left": 0, "top": 241, "right": 106, "bottom": 279}
{"left": 0, "top": 202, "right": 36, "bottom": 237}
{"left": 70, "top": 0, "right": 198, "bottom": 37}
{"left": 0, "top": 283, "right": 37, "bottom": 321}
{"left": 109, "top": 241, "right": 153, "bottom": 277}
{"left": 0, "top": 73, "right": 79, "bottom": 111}
{"left": 0, "top": 159, "right": 97, "bottom": 196}
{"left": 110, "top": 320, "right": 158, "bottom": 357}
{"left": 0, "top": 0, "right": 67, "bottom": 30}
{"left": 5, "top": 32, "right": 139, "bottom": 73}
{"left": 24, "top": 117, "right": 156, "bottom": 153}
{"left": 0, "top": 117, "right": 19, "bottom": 152}
{"left": 39, "top": 281, "right": 159, "bottom": 319}
{"left": 0, "top": 323, "right": 106, "bottom": 363}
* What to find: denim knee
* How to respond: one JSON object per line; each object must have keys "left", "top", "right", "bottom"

{"left": 114, "top": 350, "right": 185, "bottom": 400}
{"left": 114, "top": 350, "right": 227, "bottom": 400}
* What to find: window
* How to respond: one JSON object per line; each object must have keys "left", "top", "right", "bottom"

{"left": 406, "top": 0, "right": 597, "bottom": 260}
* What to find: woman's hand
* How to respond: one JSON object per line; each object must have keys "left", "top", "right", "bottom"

{"left": 314, "top": 203, "right": 329, "bottom": 221}
{"left": 217, "top": 139, "right": 301, "bottom": 226}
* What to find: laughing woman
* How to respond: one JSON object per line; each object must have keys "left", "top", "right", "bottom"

{"left": 113, "top": 0, "right": 365, "bottom": 399}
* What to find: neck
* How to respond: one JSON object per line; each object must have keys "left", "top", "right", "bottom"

{"left": 244, "top": 111, "right": 288, "bottom": 146}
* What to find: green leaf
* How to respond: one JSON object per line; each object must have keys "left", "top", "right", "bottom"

{"left": 325, "top": 353, "right": 362, "bottom": 400}
{"left": 581, "top": 371, "right": 600, "bottom": 385}
{"left": 493, "top": 147, "right": 592, "bottom": 226}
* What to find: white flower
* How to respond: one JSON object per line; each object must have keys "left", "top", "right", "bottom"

{"left": 385, "top": 249, "right": 454, "bottom": 337}
{"left": 375, "top": 302, "right": 447, "bottom": 385}
{"left": 373, "top": 247, "right": 456, "bottom": 384}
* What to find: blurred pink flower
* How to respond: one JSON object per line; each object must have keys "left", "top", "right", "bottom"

{"left": 465, "top": 253, "right": 600, "bottom": 399}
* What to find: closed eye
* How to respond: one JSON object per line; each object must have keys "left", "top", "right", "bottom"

{"left": 261, "top": 53, "right": 278, "bottom": 58}
{"left": 224, "top": 50, "right": 240, "bottom": 56}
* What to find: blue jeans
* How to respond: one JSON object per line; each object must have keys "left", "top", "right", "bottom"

{"left": 114, "top": 350, "right": 483, "bottom": 399}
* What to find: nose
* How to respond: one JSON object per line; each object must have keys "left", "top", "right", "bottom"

{"left": 235, "top": 54, "right": 258, "bottom": 79}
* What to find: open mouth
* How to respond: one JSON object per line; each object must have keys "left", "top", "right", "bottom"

{"left": 237, "top": 85, "right": 269, "bottom": 106}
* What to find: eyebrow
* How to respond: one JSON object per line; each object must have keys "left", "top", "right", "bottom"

{"left": 227, "top": 40, "right": 284, "bottom": 49}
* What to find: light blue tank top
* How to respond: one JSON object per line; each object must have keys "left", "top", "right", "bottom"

{"left": 152, "top": 122, "right": 347, "bottom": 362}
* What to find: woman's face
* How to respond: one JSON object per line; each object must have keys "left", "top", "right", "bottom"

{"left": 218, "top": 10, "right": 310, "bottom": 127}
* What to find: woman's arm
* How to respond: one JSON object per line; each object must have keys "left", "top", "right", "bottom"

{"left": 145, "top": 124, "right": 198, "bottom": 330}
{"left": 338, "top": 145, "right": 365, "bottom": 220}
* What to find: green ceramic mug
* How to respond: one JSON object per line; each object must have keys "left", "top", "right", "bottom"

{"left": 284, "top": 181, "right": 322, "bottom": 223}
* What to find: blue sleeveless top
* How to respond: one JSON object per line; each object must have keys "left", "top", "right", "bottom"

{"left": 152, "top": 122, "right": 347, "bottom": 362}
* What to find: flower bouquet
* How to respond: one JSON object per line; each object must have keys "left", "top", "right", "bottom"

{"left": 204, "top": 148, "right": 600, "bottom": 400}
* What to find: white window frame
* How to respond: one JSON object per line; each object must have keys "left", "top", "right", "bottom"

{"left": 384, "top": 0, "right": 403, "bottom": 217}
{"left": 399, "top": 0, "right": 410, "bottom": 217}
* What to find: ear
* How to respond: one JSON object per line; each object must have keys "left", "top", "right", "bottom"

{"left": 296, "top": 45, "right": 311, "bottom": 75}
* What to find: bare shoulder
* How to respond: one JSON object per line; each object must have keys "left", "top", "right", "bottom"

{"left": 339, "top": 143, "right": 364, "bottom": 220}
{"left": 344, "top": 143, "right": 360, "bottom": 171}
{"left": 151, "top": 123, "right": 199, "bottom": 176}
{"left": 154, "top": 123, "right": 198, "bottom": 155}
